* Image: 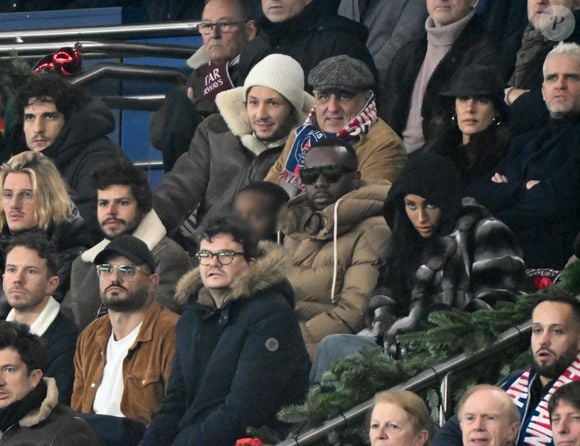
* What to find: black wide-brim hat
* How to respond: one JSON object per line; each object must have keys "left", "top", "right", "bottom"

{"left": 441, "top": 64, "right": 504, "bottom": 99}
{"left": 440, "top": 64, "right": 508, "bottom": 119}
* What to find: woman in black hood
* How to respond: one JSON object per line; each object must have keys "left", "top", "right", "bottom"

{"left": 380, "top": 153, "right": 463, "bottom": 313}
{"left": 376, "top": 154, "right": 524, "bottom": 356}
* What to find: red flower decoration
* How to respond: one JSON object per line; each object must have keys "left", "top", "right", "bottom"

{"left": 33, "top": 47, "right": 82, "bottom": 77}
{"left": 235, "top": 438, "right": 264, "bottom": 446}
{"left": 534, "top": 276, "right": 554, "bottom": 289}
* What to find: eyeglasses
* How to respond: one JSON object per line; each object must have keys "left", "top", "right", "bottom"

{"left": 1, "top": 190, "right": 34, "bottom": 204}
{"left": 197, "top": 20, "right": 246, "bottom": 35}
{"left": 95, "top": 264, "right": 145, "bottom": 281}
{"left": 196, "top": 250, "right": 245, "bottom": 265}
{"left": 299, "top": 165, "right": 357, "bottom": 185}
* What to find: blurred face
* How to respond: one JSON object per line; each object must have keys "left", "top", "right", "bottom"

{"left": 201, "top": 0, "right": 257, "bottom": 64}
{"left": 0, "top": 348, "right": 42, "bottom": 409}
{"left": 2, "top": 173, "right": 37, "bottom": 233}
{"left": 551, "top": 400, "right": 580, "bottom": 446}
{"left": 369, "top": 402, "right": 429, "bottom": 446}
{"left": 234, "top": 191, "right": 278, "bottom": 241}
{"left": 427, "top": 0, "right": 477, "bottom": 27}
{"left": 23, "top": 100, "right": 65, "bottom": 152}
{"left": 302, "top": 146, "right": 360, "bottom": 211}
{"left": 97, "top": 255, "right": 157, "bottom": 313}
{"left": 455, "top": 96, "right": 497, "bottom": 143}
{"left": 459, "top": 389, "right": 519, "bottom": 446}
{"left": 542, "top": 54, "right": 580, "bottom": 117}
{"left": 528, "top": 0, "right": 579, "bottom": 29}
{"left": 531, "top": 301, "right": 580, "bottom": 385}
{"left": 3, "top": 246, "right": 59, "bottom": 313}
{"left": 246, "top": 86, "right": 294, "bottom": 142}
{"left": 262, "top": 0, "right": 313, "bottom": 22}
{"left": 97, "top": 185, "right": 141, "bottom": 239}
{"left": 199, "top": 233, "right": 252, "bottom": 290}
{"left": 314, "top": 90, "right": 370, "bottom": 133}
{"left": 404, "top": 194, "right": 442, "bottom": 238}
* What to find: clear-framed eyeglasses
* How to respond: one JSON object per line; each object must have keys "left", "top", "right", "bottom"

{"left": 95, "top": 263, "right": 145, "bottom": 281}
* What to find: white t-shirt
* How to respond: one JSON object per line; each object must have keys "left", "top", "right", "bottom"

{"left": 93, "top": 322, "right": 142, "bottom": 417}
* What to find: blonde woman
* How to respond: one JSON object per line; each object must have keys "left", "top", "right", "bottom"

{"left": 369, "top": 390, "right": 432, "bottom": 446}
{"left": 0, "top": 151, "right": 89, "bottom": 312}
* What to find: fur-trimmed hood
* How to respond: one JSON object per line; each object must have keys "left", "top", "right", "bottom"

{"left": 175, "top": 242, "right": 290, "bottom": 307}
{"left": 18, "top": 378, "right": 58, "bottom": 429}
{"left": 215, "top": 86, "right": 315, "bottom": 156}
{"left": 80, "top": 210, "right": 166, "bottom": 263}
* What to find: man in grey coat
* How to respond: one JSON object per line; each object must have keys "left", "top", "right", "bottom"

{"left": 62, "top": 159, "right": 191, "bottom": 330}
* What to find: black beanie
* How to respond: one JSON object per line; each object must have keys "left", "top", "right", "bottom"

{"left": 383, "top": 153, "right": 463, "bottom": 235}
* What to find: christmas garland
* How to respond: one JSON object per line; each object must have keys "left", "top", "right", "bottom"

{"left": 250, "top": 262, "right": 580, "bottom": 445}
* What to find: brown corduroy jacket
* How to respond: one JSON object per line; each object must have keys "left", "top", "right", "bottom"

{"left": 71, "top": 300, "right": 177, "bottom": 426}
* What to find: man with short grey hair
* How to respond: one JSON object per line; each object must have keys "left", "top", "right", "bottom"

{"left": 468, "top": 41, "right": 580, "bottom": 269}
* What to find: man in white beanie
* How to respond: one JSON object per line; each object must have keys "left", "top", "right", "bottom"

{"left": 153, "top": 54, "right": 314, "bottom": 241}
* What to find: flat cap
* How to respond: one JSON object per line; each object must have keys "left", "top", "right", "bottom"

{"left": 308, "top": 55, "right": 375, "bottom": 93}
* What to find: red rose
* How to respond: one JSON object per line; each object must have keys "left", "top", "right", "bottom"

{"left": 235, "top": 438, "right": 264, "bottom": 446}
{"left": 534, "top": 276, "right": 553, "bottom": 289}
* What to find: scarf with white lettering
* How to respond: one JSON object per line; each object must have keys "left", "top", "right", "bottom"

{"left": 280, "top": 93, "right": 377, "bottom": 190}
{"left": 505, "top": 353, "right": 580, "bottom": 446}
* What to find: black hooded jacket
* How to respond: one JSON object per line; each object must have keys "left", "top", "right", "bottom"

{"left": 40, "top": 98, "right": 127, "bottom": 242}
{"left": 237, "top": 0, "right": 376, "bottom": 88}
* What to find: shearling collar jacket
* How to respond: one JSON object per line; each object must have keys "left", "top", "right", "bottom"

{"left": 0, "top": 378, "right": 100, "bottom": 446}
{"left": 215, "top": 86, "right": 315, "bottom": 157}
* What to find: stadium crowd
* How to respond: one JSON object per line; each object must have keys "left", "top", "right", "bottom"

{"left": 0, "top": 0, "right": 579, "bottom": 445}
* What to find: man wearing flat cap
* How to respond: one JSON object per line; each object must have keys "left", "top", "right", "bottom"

{"left": 266, "top": 55, "right": 407, "bottom": 197}
{"left": 71, "top": 235, "right": 178, "bottom": 445}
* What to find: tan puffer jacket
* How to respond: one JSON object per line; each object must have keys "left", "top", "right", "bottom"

{"left": 280, "top": 181, "right": 391, "bottom": 357}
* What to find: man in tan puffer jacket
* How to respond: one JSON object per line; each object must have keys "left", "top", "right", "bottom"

{"left": 279, "top": 139, "right": 390, "bottom": 358}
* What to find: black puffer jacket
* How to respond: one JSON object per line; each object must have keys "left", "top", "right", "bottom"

{"left": 237, "top": 0, "right": 376, "bottom": 88}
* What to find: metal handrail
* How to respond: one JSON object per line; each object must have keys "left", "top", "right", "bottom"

{"left": 69, "top": 63, "right": 187, "bottom": 87}
{"left": 0, "top": 41, "right": 197, "bottom": 58}
{"left": 0, "top": 20, "right": 201, "bottom": 42}
{"left": 276, "top": 320, "right": 532, "bottom": 446}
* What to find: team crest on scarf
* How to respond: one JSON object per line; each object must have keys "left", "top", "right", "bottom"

{"left": 506, "top": 353, "right": 580, "bottom": 446}
{"left": 281, "top": 93, "right": 378, "bottom": 190}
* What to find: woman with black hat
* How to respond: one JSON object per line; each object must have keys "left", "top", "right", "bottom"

{"left": 422, "top": 64, "right": 510, "bottom": 185}
{"left": 310, "top": 154, "right": 524, "bottom": 380}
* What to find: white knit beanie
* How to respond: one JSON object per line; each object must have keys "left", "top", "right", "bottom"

{"left": 243, "top": 54, "right": 305, "bottom": 114}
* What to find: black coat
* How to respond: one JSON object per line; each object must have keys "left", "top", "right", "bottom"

{"left": 237, "top": 0, "right": 376, "bottom": 88}
{"left": 140, "top": 247, "right": 310, "bottom": 446}
{"left": 41, "top": 312, "right": 78, "bottom": 405}
{"left": 379, "top": 16, "right": 498, "bottom": 138}
{"left": 468, "top": 117, "right": 580, "bottom": 269}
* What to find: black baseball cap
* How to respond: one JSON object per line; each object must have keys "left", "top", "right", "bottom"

{"left": 94, "top": 235, "right": 156, "bottom": 272}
